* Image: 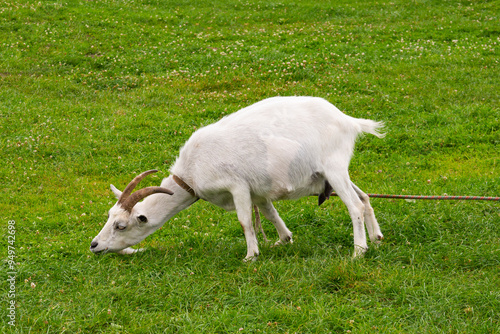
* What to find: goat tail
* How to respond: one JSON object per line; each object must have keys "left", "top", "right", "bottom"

{"left": 356, "top": 118, "right": 386, "bottom": 138}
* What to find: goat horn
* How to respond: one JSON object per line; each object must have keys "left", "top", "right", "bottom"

{"left": 121, "top": 186, "right": 174, "bottom": 212}
{"left": 118, "top": 169, "right": 158, "bottom": 205}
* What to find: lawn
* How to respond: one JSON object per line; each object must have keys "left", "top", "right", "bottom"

{"left": 1, "top": 0, "right": 499, "bottom": 333}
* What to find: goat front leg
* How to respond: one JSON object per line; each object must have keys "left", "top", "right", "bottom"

{"left": 253, "top": 205, "right": 269, "bottom": 243}
{"left": 256, "top": 200, "right": 293, "bottom": 246}
{"left": 233, "top": 191, "right": 260, "bottom": 261}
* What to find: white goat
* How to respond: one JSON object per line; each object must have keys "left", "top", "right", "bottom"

{"left": 90, "top": 96, "right": 384, "bottom": 260}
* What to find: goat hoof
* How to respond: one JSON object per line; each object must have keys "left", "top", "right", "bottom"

{"left": 273, "top": 235, "right": 293, "bottom": 247}
{"left": 352, "top": 245, "right": 367, "bottom": 259}
{"left": 369, "top": 233, "right": 384, "bottom": 244}
{"left": 243, "top": 254, "right": 259, "bottom": 262}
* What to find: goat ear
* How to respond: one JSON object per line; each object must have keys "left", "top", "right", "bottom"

{"left": 110, "top": 184, "right": 122, "bottom": 199}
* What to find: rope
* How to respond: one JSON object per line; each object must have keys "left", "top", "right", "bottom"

{"left": 330, "top": 193, "right": 499, "bottom": 201}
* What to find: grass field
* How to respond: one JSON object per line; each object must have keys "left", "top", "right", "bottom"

{"left": 1, "top": 0, "right": 499, "bottom": 333}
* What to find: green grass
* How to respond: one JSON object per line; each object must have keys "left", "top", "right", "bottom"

{"left": 1, "top": 0, "right": 499, "bottom": 332}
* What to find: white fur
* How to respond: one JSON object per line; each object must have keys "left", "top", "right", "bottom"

{"left": 90, "top": 96, "right": 384, "bottom": 260}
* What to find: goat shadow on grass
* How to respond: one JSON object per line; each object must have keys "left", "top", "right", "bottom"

{"left": 100, "top": 230, "right": 380, "bottom": 269}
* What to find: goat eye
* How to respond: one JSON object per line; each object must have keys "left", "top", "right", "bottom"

{"left": 115, "top": 223, "right": 127, "bottom": 230}
{"left": 138, "top": 215, "right": 148, "bottom": 223}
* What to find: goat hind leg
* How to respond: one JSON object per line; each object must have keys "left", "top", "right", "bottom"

{"left": 351, "top": 182, "right": 383, "bottom": 243}
{"left": 326, "top": 172, "right": 367, "bottom": 258}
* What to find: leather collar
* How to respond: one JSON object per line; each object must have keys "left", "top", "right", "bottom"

{"left": 172, "top": 174, "right": 197, "bottom": 198}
